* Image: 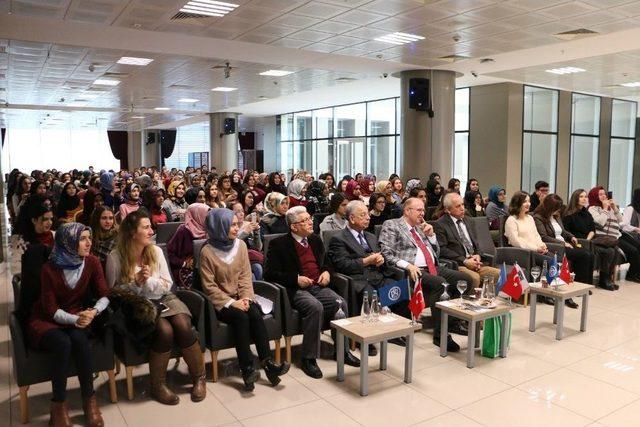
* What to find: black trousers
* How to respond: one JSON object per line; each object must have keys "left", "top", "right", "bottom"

{"left": 594, "top": 244, "right": 617, "bottom": 276}
{"left": 619, "top": 233, "right": 640, "bottom": 278}
{"left": 422, "top": 266, "right": 474, "bottom": 334}
{"left": 217, "top": 302, "right": 271, "bottom": 370}
{"left": 40, "top": 328, "right": 94, "bottom": 402}
{"left": 565, "top": 246, "right": 594, "bottom": 283}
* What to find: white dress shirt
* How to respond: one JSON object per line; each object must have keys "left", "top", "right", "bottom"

{"left": 397, "top": 219, "right": 438, "bottom": 269}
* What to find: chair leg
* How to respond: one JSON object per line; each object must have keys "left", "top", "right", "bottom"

{"left": 350, "top": 339, "right": 356, "bottom": 351}
{"left": 107, "top": 370, "right": 118, "bottom": 403}
{"left": 524, "top": 291, "right": 529, "bottom": 307}
{"left": 115, "top": 358, "right": 121, "bottom": 376}
{"left": 125, "top": 366, "right": 134, "bottom": 401}
{"left": 274, "top": 339, "right": 281, "bottom": 364}
{"left": 284, "top": 336, "right": 292, "bottom": 364}
{"left": 19, "top": 385, "right": 29, "bottom": 424}
{"left": 210, "top": 350, "right": 218, "bottom": 383}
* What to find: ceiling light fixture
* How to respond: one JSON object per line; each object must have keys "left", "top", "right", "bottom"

{"left": 178, "top": 98, "right": 200, "bottom": 103}
{"left": 620, "top": 82, "right": 640, "bottom": 87}
{"left": 259, "top": 70, "right": 294, "bottom": 77}
{"left": 93, "top": 79, "right": 120, "bottom": 86}
{"left": 180, "top": 0, "right": 238, "bottom": 17}
{"left": 374, "top": 32, "right": 425, "bottom": 45}
{"left": 211, "top": 87, "right": 237, "bottom": 92}
{"left": 131, "top": 116, "right": 146, "bottom": 119}
{"left": 154, "top": 107, "right": 170, "bottom": 111}
{"left": 117, "top": 56, "right": 154, "bottom": 66}
{"left": 545, "top": 67, "right": 586, "bottom": 75}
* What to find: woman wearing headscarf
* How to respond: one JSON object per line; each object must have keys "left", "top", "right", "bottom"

{"left": 27, "top": 223, "right": 110, "bottom": 427}
{"left": 305, "top": 180, "right": 329, "bottom": 215}
{"left": 319, "top": 192, "right": 348, "bottom": 232}
{"left": 318, "top": 173, "right": 336, "bottom": 193}
{"left": 106, "top": 210, "right": 206, "bottom": 405}
{"left": 142, "top": 188, "right": 169, "bottom": 229}
{"left": 429, "top": 172, "right": 441, "bottom": 183}
{"left": 344, "top": 180, "right": 363, "bottom": 202}
{"left": 259, "top": 192, "right": 290, "bottom": 236}
{"left": 167, "top": 203, "right": 210, "bottom": 289}
{"left": 99, "top": 172, "right": 116, "bottom": 208}
{"left": 90, "top": 206, "right": 118, "bottom": 271}
{"left": 267, "top": 172, "right": 287, "bottom": 195}
{"left": 375, "top": 180, "right": 401, "bottom": 218}
{"left": 486, "top": 186, "right": 508, "bottom": 229}
{"left": 163, "top": 181, "right": 188, "bottom": 222}
{"left": 200, "top": 209, "right": 289, "bottom": 391}
{"left": 56, "top": 182, "right": 84, "bottom": 225}
{"left": 287, "top": 178, "right": 308, "bottom": 208}
{"left": 118, "top": 183, "right": 141, "bottom": 222}
{"left": 425, "top": 179, "right": 442, "bottom": 207}
{"left": 406, "top": 178, "right": 423, "bottom": 198}
{"left": 185, "top": 186, "right": 206, "bottom": 205}
{"left": 464, "top": 190, "right": 485, "bottom": 217}
{"left": 358, "top": 177, "right": 375, "bottom": 205}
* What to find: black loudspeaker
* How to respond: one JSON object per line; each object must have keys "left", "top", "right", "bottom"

{"left": 408, "top": 78, "right": 431, "bottom": 112}
{"left": 146, "top": 132, "right": 156, "bottom": 144}
{"left": 223, "top": 118, "right": 236, "bottom": 134}
{"left": 159, "top": 130, "right": 177, "bottom": 146}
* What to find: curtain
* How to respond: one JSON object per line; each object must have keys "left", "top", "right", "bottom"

{"left": 160, "top": 130, "right": 177, "bottom": 167}
{"left": 107, "top": 130, "right": 129, "bottom": 170}
{"left": 1, "top": 128, "right": 5, "bottom": 147}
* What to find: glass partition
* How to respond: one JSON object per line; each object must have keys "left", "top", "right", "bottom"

{"left": 609, "top": 99, "right": 637, "bottom": 205}
{"left": 570, "top": 94, "right": 601, "bottom": 193}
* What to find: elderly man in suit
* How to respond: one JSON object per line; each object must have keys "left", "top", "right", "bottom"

{"left": 434, "top": 192, "right": 501, "bottom": 289}
{"left": 263, "top": 206, "right": 360, "bottom": 379}
{"left": 379, "top": 197, "right": 473, "bottom": 352}
{"left": 327, "top": 200, "right": 410, "bottom": 351}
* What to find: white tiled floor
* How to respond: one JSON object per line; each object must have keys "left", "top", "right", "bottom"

{"left": 5, "top": 239, "right": 640, "bottom": 427}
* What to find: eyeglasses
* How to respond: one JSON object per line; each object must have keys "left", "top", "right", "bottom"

{"left": 293, "top": 217, "right": 313, "bottom": 224}
{"left": 408, "top": 207, "right": 425, "bottom": 213}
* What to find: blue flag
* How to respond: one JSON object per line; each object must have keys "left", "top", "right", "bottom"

{"left": 495, "top": 262, "right": 508, "bottom": 293}
{"left": 546, "top": 253, "right": 558, "bottom": 283}
{"left": 378, "top": 278, "right": 410, "bottom": 307}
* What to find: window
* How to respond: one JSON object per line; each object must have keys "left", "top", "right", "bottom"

{"left": 570, "top": 94, "right": 601, "bottom": 192}
{"left": 522, "top": 86, "right": 559, "bottom": 192}
{"left": 609, "top": 99, "right": 637, "bottom": 206}
{"left": 454, "top": 88, "right": 470, "bottom": 191}
{"left": 164, "top": 123, "right": 210, "bottom": 170}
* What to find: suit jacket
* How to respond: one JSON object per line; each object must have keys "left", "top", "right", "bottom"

{"left": 327, "top": 227, "right": 393, "bottom": 292}
{"left": 533, "top": 213, "right": 574, "bottom": 244}
{"left": 434, "top": 215, "right": 480, "bottom": 265}
{"left": 263, "top": 233, "right": 331, "bottom": 304}
{"left": 378, "top": 217, "right": 440, "bottom": 268}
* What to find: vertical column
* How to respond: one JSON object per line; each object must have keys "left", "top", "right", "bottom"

{"left": 127, "top": 130, "right": 143, "bottom": 169}
{"left": 556, "top": 91, "right": 572, "bottom": 199}
{"left": 598, "top": 98, "right": 613, "bottom": 189}
{"left": 400, "top": 70, "right": 456, "bottom": 184}
{"left": 209, "top": 112, "right": 239, "bottom": 172}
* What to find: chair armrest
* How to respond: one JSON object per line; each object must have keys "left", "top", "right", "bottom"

{"left": 439, "top": 258, "right": 459, "bottom": 270}
{"left": 480, "top": 253, "right": 495, "bottom": 266}
{"left": 268, "top": 282, "right": 297, "bottom": 336}
{"left": 9, "top": 312, "right": 28, "bottom": 363}
{"left": 495, "top": 247, "right": 531, "bottom": 268}
{"left": 577, "top": 238, "right": 593, "bottom": 252}
{"left": 387, "top": 266, "right": 406, "bottom": 281}
{"left": 330, "top": 273, "right": 350, "bottom": 303}
{"left": 253, "top": 280, "right": 282, "bottom": 337}
{"left": 176, "top": 289, "right": 207, "bottom": 350}
{"left": 546, "top": 242, "right": 565, "bottom": 258}
{"left": 190, "top": 288, "right": 221, "bottom": 334}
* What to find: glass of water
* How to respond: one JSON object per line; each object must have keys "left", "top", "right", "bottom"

{"left": 439, "top": 283, "right": 450, "bottom": 301}
{"left": 531, "top": 266, "right": 541, "bottom": 283}
{"left": 456, "top": 280, "right": 468, "bottom": 308}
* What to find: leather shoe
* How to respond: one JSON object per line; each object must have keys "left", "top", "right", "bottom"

{"left": 301, "top": 358, "right": 323, "bottom": 379}
{"left": 537, "top": 295, "right": 555, "bottom": 305}
{"left": 598, "top": 282, "right": 616, "bottom": 291}
{"left": 389, "top": 337, "right": 406, "bottom": 347}
{"left": 242, "top": 368, "right": 260, "bottom": 392}
{"left": 356, "top": 342, "right": 378, "bottom": 356}
{"left": 433, "top": 334, "right": 460, "bottom": 352}
{"left": 333, "top": 351, "right": 361, "bottom": 367}
{"left": 565, "top": 298, "right": 579, "bottom": 309}
{"left": 449, "top": 322, "right": 469, "bottom": 336}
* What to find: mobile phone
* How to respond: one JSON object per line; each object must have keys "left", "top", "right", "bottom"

{"left": 607, "top": 191, "right": 613, "bottom": 200}
{"left": 158, "top": 303, "right": 169, "bottom": 313}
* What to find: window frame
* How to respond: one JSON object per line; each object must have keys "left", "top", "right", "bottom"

{"left": 569, "top": 92, "right": 601, "bottom": 193}
{"left": 608, "top": 98, "right": 638, "bottom": 206}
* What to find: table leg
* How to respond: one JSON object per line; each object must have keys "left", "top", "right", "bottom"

{"left": 556, "top": 299, "right": 565, "bottom": 340}
{"left": 404, "top": 333, "right": 414, "bottom": 384}
{"left": 336, "top": 331, "right": 344, "bottom": 382}
{"left": 499, "top": 314, "right": 508, "bottom": 358}
{"left": 440, "top": 312, "right": 448, "bottom": 358}
{"left": 553, "top": 299, "right": 558, "bottom": 325}
{"left": 467, "top": 320, "right": 476, "bottom": 368}
{"left": 475, "top": 321, "right": 481, "bottom": 349}
{"left": 580, "top": 292, "right": 589, "bottom": 332}
{"left": 359, "top": 340, "right": 369, "bottom": 396}
{"left": 529, "top": 292, "right": 537, "bottom": 332}
{"left": 379, "top": 341, "right": 388, "bottom": 371}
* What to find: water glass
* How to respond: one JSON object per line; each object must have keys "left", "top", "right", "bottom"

{"left": 531, "top": 266, "right": 541, "bottom": 283}
{"left": 456, "top": 280, "right": 468, "bottom": 308}
{"left": 439, "top": 283, "right": 450, "bottom": 301}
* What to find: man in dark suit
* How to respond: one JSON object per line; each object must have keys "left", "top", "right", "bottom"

{"left": 379, "top": 198, "right": 473, "bottom": 352}
{"left": 263, "top": 206, "right": 360, "bottom": 379}
{"left": 327, "top": 200, "right": 410, "bottom": 350}
{"left": 434, "top": 192, "right": 501, "bottom": 289}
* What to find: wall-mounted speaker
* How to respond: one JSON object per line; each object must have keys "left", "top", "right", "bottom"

{"left": 408, "top": 78, "right": 432, "bottom": 114}
{"left": 223, "top": 118, "right": 236, "bottom": 134}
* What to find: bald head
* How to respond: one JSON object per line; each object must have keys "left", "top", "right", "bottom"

{"left": 403, "top": 197, "right": 425, "bottom": 227}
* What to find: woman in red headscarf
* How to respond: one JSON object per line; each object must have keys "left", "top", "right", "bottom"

{"left": 344, "top": 180, "right": 363, "bottom": 202}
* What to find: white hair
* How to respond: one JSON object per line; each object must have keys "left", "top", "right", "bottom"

{"left": 285, "top": 206, "right": 307, "bottom": 227}
{"left": 442, "top": 192, "right": 461, "bottom": 210}
{"left": 345, "top": 200, "right": 366, "bottom": 220}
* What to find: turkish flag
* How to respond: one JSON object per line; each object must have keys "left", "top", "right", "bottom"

{"left": 559, "top": 255, "right": 572, "bottom": 284}
{"left": 501, "top": 265, "right": 523, "bottom": 300}
{"left": 408, "top": 279, "right": 426, "bottom": 319}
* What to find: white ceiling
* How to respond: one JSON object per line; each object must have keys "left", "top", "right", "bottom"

{"left": 1, "top": 0, "right": 640, "bottom": 130}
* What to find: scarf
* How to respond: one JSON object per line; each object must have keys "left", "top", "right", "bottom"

{"left": 488, "top": 186, "right": 505, "bottom": 208}
{"left": 50, "top": 222, "right": 90, "bottom": 270}
{"left": 206, "top": 208, "right": 235, "bottom": 251}
{"left": 100, "top": 172, "right": 114, "bottom": 192}
{"left": 288, "top": 179, "right": 306, "bottom": 200}
{"left": 345, "top": 180, "right": 361, "bottom": 201}
{"left": 184, "top": 203, "right": 210, "bottom": 239}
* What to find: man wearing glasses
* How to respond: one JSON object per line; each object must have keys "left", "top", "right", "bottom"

{"left": 379, "top": 198, "right": 473, "bottom": 352}
{"left": 264, "top": 206, "right": 360, "bottom": 379}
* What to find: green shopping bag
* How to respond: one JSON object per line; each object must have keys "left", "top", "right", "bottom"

{"left": 481, "top": 313, "right": 512, "bottom": 358}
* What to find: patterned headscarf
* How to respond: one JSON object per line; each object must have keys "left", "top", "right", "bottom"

{"left": 50, "top": 222, "right": 90, "bottom": 270}
{"left": 406, "top": 179, "right": 422, "bottom": 194}
{"left": 264, "top": 192, "right": 287, "bottom": 215}
{"left": 206, "top": 208, "right": 235, "bottom": 251}
{"left": 287, "top": 179, "right": 307, "bottom": 200}
{"left": 100, "top": 172, "right": 114, "bottom": 191}
{"left": 184, "top": 203, "right": 210, "bottom": 239}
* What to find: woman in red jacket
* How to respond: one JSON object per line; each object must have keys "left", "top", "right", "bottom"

{"left": 27, "top": 222, "right": 110, "bottom": 427}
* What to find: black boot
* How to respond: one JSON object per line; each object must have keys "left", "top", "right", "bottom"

{"left": 242, "top": 367, "right": 260, "bottom": 392}
{"left": 261, "top": 357, "right": 290, "bottom": 386}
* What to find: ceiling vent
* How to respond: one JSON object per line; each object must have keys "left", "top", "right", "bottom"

{"left": 438, "top": 54, "right": 470, "bottom": 62}
{"left": 103, "top": 72, "right": 130, "bottom": 78}
{"left": 553, "top": 28, "right": 599, "bottom": 41}
{"left": 169, "top": 84, "right": 195, "bottom": 89}
{"left": 335, "top": 77, "right": 357, "bottom": 83}
{"left": 171, "top": 11, "right": 214, "bottom": 20}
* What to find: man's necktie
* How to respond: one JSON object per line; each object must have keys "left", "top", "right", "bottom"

{"left": 456, "top": 219, "right": 475, "bottom": 256}
{"left": 410, "top": 228, "right": 437, "bottom": 275}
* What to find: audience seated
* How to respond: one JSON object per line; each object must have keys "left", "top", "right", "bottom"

{"left": 143, "top": 187, "right": 169, "bottom": 229}
{"left": 118, "top": 183, "right": 141, "bottom": 222}
{"left": 268, "top": 172, "right": 288, "bottom": 195}
{"left": 260, "top": 192, "right": 290, "bottom": 236}
{"left": 464, "top": 190, "right": 485, "bottom": 218}
{"left": 218, "top": 174, "right": 238, "bottom": 205}
{"left": 390, "top": 177, "right": 405, "bottom": 205}
{"left": 230, "top": 201, "right": 264, "bottom": 280}
{"left": 367, "top": 192, "right": 390, "bottom": 233}
{"left": 22, "top": 203, "right": 55, "bottom": 248}
{"left": 319, "top": 192, "right": 348, "bottom": 233}
{"left": 56, "top": 183, "right": 83, "bottom": 225}
{"left": 287, "top": 179, "right": 308, "bottom": 208}
{"left": 263, "top": 206, "right": 360, "bottom": 379}
{"left": 163, "top": 181, "right": 188, "bottom": 222}
{"left": 306, "top": 180, "right": 329, "bottom": 215}
{"left": 447, "top": 178, "right": 460, "bottom": 195}
{"left": 486, "top": 186, "right": 507, "bottom": 229}
{"left": 529, "top": 180, "right": 550, "bottom": 212}
{"left": 89, "top": 206, "right": 118, "bottom": 271}
{"left": 167, "top": 203, "right": 210, "bottom": 289}
{"left": 425, "top": 179, "right": 442, "bottom": 207}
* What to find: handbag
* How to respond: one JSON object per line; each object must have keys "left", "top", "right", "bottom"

{"left": 481, "top": 313, "right": 512, "bottom": 358}
{"left": 592, "top": 235, "right": 618, "bottom": 247}
{"left": 248, "top": 248, "right": 264, "bottom": 265}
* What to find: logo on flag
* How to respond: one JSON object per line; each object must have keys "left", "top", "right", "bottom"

{"left": 378, "top": 279, "right": 410, "bottom": 307}
{"left": 546, "top": 253, "right": 559, "bottom": 284}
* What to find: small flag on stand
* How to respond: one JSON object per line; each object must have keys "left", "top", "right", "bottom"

{"left": 408, "top": 279, "right": 426, "bottom": 320}
{"left": 559, "top": 254, "right": 573, "bottom": 284}
{"left": 546, "top": 253, "right": 559, "bottom": 284}
{"left": 500, "top": 265, "right": 523, "bottom": 300}
{"left": 496, "top": 262, "right": 508, "bottom": 293}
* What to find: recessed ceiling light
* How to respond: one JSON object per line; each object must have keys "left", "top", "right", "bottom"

{"left": 545, "top": 67, "right": 586, "bottom": 75}
{"left": 131, "top": 116, "right": 146, "bottom": 119}
{"left": 211, "top": 87, "right": 237, "bottom": 92}
{"left": 259, "top": 70, "right": 294, "bottom": 77}
{"left": 93, "top": 79, "right": 120, "bottom": 86}
{"left": 117, "top": 56, "right": 154, "bottom": 66}
{"left": 178, "top": 98, "right": 200, "bottom": 103}
{"left": 154, "top": 107, "right": 170, "bottom": 111}
{"left": 620, "top": 82, "right": 640, "bottom": 87}
{"left": 374, "top": 32, "right": 425, "bottom": 45}
{"left": 180, "top": 0, "right": 239, "bottom": 17}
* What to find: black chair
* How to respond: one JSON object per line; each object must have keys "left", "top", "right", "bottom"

{"left": 374, "top": 224, "right": 383, "bottom": 238}
{"left": 192, "top": 241, "right": 284, "bottom": 381}
{"left": 425, "top": 206, "right": 437, "bottom": 221}
{"left": 156, "top": 222, "right": 184, "bottom": 244}
{"left": 263, "top": 233, "right": 286, "bottom": 256}
{"left": 468, "top": 216, "right": 532, "bottom": 272}
{"left": 10, "top": 275, "right": 117, "bottom": 423}
{"left": 313, "top": 212, "right": 329, "bottom": 235}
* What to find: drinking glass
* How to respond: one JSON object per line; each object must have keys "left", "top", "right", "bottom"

{"left": 456, "top": 280, "right": 468, "bottom": 308}
{"left": 335, "top": 298, "right": 346, "bottom": 320}
{"left": 439, "top": 283, "right": 450, "bottom": 301}
{"left": 531, "top": 266, "right": 541, "bottom": 283}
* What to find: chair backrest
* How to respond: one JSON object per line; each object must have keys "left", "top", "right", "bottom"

{"left": 468, "top": 216, "right": 496, "bottom": 257}
{"left": 374, "top": 224, "right": 383, "bottom": 238}
{"left": 156, "top": 222, "right": 184, "bottom": 244}
{"left": 12, "top": 275, "right": 21, "bottom": 313}
{"left": 193, "top": 239, "right": 207, "bottom": 270}
{"left": 322, "top": 229, "right": 342, "bottom": 252}
{"left": 498, "top": 216, "right": 507, "bottom": 247}
{"left": 263, "top": 233, "right": 286, "bottom": 259}
{"left": 156, "top": 243, "right": 171, "bottom": 272}
{"left": 313, "top": 212, "right": 329, "bottom": 235}
{"left": 426, "top": 206, "right": 437, "bottom": 221}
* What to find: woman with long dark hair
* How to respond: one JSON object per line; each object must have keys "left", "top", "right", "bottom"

{"left": 56, "top": 182, "right": 84, "bottom": 224}
{"left": 267, "top": 172, "right": 287, "bottom": 195}
{"left": 90, "top": 206, "right": 118, "bottom": 270}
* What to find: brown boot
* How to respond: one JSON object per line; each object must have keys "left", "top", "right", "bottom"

{"left": 148, "top": 350, "right": 180, "bottom": 405}
{"left": 82, "top": 394, "right": 104, "bottom": 427}
{"left": 49, "top": 401, "right": 72, "bottom": 427}
{"left": 181, "top": 340, "right": 206, "bottom": 402}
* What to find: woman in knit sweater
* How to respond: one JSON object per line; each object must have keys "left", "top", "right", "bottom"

{"left": 199, "top": 208, "right": 289, "bottom": 391}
